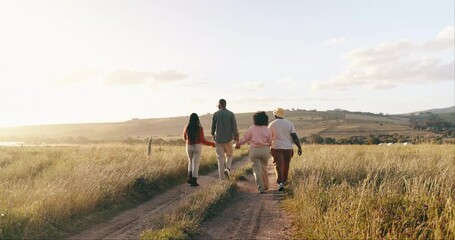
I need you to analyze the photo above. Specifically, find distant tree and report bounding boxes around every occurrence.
[324,137,336,145]
[367,135,380,145]
[308,134,324,144]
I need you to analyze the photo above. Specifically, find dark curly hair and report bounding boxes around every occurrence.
[253,111,269,126]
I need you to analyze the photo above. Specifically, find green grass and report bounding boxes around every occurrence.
[283,144,455,239]
[0,144,220,239]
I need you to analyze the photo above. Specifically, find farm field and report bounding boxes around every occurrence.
[284,144,455,239]
[0,144,225,239]
[0,144,453,239]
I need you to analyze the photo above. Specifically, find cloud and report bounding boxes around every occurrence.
[151,69,188,81]
[237,82,266,91]
[422,26,455,51]
[346,39,415,65]
[278,77,296,91]
[52,69,100,85]
[314,27,454,91]
[325,36,347,45]
[105,69,188,85]
[105,70,153,85]
[234,96,354,104]
[233,97,284,104]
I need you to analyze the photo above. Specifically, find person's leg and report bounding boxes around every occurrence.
[283,149,294,184]
[190,144,202,186]
[215,144,226,179]
[271,148,285,184]
[260,149,270,191]
[250,148,265,192]
[186,145,194,183]
[250,148,265,193]
[192,144,202,178]
[224,141,234,170]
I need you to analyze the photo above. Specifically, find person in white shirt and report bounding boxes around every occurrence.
[268,108,302,191]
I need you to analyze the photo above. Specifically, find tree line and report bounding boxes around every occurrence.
[301,133,453,145]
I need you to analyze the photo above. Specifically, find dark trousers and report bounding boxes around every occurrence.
[271,148,294,184]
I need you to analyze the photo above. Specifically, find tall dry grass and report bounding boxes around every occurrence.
[0,144,218,239]
[140,163,252,240]
[284,144,455,239]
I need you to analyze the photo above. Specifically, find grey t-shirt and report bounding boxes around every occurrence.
[268,118,296,149]
[211,108,239,143]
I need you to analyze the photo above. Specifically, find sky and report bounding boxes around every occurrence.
[0,0,454,127]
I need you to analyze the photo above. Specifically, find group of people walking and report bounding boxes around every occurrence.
[183,99,302,193]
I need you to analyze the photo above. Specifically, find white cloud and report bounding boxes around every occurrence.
[325,36,347,45]
[151,69,188,82]
[422,26,455,51]
[313,27,455,91]
[51,69,100,85]
[105,69,188,85]
[233,97,284,104]
[237,82,266,91]
[234,96,354,104]
[277,77,296,91]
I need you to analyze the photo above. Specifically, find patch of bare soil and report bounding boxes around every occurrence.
[68,157,250,240]
[195,159,292,240]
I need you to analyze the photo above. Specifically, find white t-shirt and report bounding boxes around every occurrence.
[268,118,296,149]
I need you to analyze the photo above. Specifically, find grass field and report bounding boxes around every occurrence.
[0,144,221,239]
[1,144,453,239]
[284,144,455,239]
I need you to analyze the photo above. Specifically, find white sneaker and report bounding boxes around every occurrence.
[224,168,230,179]
[278,182,285,191]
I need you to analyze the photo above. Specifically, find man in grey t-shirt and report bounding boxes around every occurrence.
[269,107,302,191]
[211,99,239,179]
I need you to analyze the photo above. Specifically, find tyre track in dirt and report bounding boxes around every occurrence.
[195,158,292,240]
[67,156,250,240]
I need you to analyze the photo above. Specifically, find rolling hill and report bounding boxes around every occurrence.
[1,107,453,144]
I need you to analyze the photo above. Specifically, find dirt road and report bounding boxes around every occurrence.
[195,159,292,239]
[68,157,291,240]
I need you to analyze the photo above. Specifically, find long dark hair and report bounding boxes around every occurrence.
[186,113,201,143]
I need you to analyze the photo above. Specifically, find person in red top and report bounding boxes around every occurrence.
[183,113,216,186]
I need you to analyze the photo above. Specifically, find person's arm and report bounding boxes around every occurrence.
[200,127,215,147]
[211,113,216,140]
[267,128,272,146]
[290,133,302,156]
[183,126,188,141]
[232,113,239,142]
[238,127,252,146]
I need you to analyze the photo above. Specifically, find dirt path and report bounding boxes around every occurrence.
[68,157,250,240]
[195,159,292,240]
[68,157,292,240]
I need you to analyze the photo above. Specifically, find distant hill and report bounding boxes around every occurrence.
[1,108,452,143]
[407,106,455,115]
